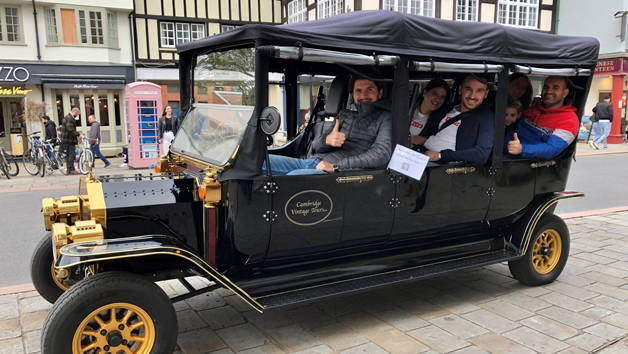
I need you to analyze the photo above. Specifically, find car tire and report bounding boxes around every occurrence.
[30,233,67,304]
[41,271,178,354]
[509,213,570,286]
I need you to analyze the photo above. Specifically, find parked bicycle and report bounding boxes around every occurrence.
[23,132,45,177]
[77,137,94,175]
[41,138,69,176]
[0,141,19,179]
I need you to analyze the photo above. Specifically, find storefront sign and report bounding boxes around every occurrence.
[0,86,32,96]
[594,59,626,75]
[0,67,30,82]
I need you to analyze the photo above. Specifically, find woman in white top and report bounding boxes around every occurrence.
[410,79,450,147]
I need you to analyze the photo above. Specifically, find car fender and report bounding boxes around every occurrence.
[509,191,584,256]
[55,235,264,312]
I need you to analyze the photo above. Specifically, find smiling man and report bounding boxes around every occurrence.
[505,76,579,158]
[415,74,495,164]
[263,70,392,175]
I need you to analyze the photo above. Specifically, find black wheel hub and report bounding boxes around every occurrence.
[107,331,123,347]
[540,247,551,256]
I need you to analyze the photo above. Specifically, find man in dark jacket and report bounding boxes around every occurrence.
[590,95,613,149]
[42,116,58,169]
[263,75,392,175]
[416,74,495,164]
[61,107,83,174]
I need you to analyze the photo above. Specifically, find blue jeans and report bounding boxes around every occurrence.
[90,143,110,166]
[594,121,612,148]
[262,155,327,176]
[591,121,601,140]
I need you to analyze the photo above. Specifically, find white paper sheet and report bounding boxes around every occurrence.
[13,135,20,143]
[387,144,429,181]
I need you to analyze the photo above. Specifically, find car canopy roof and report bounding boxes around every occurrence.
[178,10,600,68]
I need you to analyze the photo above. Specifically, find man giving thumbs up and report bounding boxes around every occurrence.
[263,70,392,176]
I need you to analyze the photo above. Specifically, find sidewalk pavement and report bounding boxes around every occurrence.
[3,211,628,354]
[576,141,628,157]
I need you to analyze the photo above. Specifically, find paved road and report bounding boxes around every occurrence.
[555,153,628,214]
[0,153,626,288]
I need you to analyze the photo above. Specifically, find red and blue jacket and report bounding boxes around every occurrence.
[504,102,579,159]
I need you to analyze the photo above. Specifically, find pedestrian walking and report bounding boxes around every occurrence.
[158,105,177,155]
[87,115,110,168]
[590,95,613,149]
[61,107,83,175]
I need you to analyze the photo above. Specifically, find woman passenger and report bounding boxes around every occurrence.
[508,73,533,110]
[410,79,450,147]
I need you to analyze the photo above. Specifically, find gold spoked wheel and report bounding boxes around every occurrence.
[532,229,562,275]
[72,303,155,354]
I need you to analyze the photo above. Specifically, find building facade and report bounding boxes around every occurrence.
[282,0,558,33]
[558,0,628,143]
[0,0,135,154]
[132,0,282,115]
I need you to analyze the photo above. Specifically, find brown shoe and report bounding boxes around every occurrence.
[69,170,81,175]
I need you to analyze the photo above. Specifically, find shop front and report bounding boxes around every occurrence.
[0,63,134,155]
[589,58,628,143]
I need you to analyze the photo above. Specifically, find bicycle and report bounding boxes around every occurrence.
[77,137,94,175]
[22,132,45,177]
[0,141,19,178]
[41,138,68,176]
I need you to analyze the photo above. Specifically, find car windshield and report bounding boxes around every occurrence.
[171,48,255,166]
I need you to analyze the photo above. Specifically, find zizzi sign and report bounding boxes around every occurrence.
[0,67,30,82]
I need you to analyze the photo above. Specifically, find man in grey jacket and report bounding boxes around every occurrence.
[265,75,392,175]
[88,115,111,168]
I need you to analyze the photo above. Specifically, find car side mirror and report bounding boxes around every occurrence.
[259,106,281,136]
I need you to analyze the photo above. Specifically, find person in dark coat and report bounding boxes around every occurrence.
[61,107,83,174]
[42,116,58,169]
[416,74,495,164]
[590,95,613,149]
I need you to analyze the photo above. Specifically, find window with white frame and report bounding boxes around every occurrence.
[107,13,117,47]
[317,0,343,19]
[45,9,58,43]
[89,11,104,44]
[497,0,538,28]
[78,10,88,43]
[176,23,190,44]
[221,25,239,32]
[456,0,477,21]
[161,22,204,47]
[382,0,435,17]
[288,0,307,23]
[0,6,22,43]
[191,23,205,40]
[160,22,175,47]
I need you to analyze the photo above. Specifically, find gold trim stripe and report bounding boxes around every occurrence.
[56,239,263,313]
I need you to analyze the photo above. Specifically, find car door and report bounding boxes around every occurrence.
[446,161,493,226]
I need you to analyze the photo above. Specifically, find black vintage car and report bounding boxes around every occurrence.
[33,11,599,354]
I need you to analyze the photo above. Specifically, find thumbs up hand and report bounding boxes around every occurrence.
[325,119,346,147]
[508,132,523,155]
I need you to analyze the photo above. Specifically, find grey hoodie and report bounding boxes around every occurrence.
[309,100,392,170]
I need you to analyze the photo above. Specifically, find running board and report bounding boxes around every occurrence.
[256,250,519,310]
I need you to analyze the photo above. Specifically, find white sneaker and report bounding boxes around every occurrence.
[588,140,594,149]
[119,163,128,167]
[592,142,599,150]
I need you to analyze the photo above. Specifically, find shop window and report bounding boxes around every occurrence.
[55,90,65,121]
[114,94,121,126]
[198,86,208,95]
[45,9,59,43]
[317,0,343,19]
[167,85,179,93]
[288,0,307,23]
[0,6,22,43]
[84,89,94,124]
[497,0,538,28]
[382,0,434,17]
[69,90,81,127]
[107,13,117,47]
[0,101,5,137]
[98,90,109,126]
[456,0,478,21]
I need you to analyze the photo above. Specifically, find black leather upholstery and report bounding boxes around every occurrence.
[322,75,349,118]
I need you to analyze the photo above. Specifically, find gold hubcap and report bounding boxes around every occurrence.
[72,303,155,354]
[532,229,562,275]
